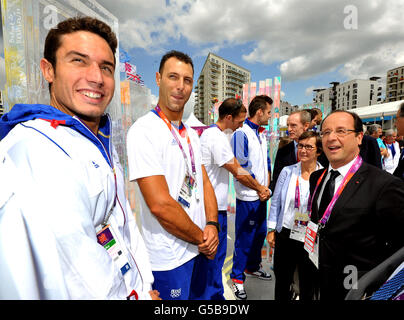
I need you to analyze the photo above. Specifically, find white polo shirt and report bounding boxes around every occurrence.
[200,125,234,211]
[127,111,206,271]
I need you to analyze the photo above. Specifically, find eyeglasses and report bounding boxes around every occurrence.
[297,143,316,151]
[319,128,357,138]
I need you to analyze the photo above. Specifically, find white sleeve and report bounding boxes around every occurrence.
[0,136,127,299]
[127,123,165,181]
[200,129,234,167]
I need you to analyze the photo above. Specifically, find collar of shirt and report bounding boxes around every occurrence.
[327,155,358,179]
[245,118,259,131]
[317,155,359,208]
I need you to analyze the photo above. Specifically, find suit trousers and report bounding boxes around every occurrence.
[274,228,318,300]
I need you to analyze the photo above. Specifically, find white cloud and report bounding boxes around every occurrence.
[305,86,316,97]
[97,0,404,84]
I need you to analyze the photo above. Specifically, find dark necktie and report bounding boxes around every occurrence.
[318,170,340,217]
[370,268,404,300]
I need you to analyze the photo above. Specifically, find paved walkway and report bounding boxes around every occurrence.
[222,212,275,300]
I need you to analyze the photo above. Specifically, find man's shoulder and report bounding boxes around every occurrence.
[127,111,162,136]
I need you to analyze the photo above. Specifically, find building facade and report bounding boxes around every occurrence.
[386,66,404,103]
[194,53,251,125]
[313,78,382,111]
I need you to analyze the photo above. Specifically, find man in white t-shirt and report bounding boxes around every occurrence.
[127,50,219,300]
[200,98,270,299]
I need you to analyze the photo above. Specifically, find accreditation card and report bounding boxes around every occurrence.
[97,224,131,276]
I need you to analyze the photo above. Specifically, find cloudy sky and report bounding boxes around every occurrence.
[1,0,404,106]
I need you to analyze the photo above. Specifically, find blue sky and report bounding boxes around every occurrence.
[1,0,402,108]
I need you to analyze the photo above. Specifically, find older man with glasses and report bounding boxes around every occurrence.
[307,110,404,300]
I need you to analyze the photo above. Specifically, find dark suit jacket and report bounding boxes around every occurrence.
[393,153,404,182]
[309,161,404,300]
[270,141,296,193]
[270,141,329,193]
[359,135,382,169]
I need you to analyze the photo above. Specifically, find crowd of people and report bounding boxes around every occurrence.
[0,16,403,301]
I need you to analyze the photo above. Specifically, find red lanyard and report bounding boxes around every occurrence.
[154,105,196,177]
[308,156,363,227]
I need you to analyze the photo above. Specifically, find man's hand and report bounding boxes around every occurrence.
[149,290,162,300]
[258,185,270,201]
[266,231,275,248]
[198,225,219,260]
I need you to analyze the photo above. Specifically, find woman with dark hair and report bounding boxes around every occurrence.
[268,131,323,300]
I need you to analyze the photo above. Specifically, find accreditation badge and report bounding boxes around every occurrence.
[97,224,131,276]
[178,174,193,208]
[304,221,319,269]
[290,209,309,242]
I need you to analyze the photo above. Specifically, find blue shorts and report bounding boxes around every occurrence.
[152,254,208,300]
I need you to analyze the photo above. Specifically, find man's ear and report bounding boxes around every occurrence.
[155,72,161,87]
[40,58,55,84]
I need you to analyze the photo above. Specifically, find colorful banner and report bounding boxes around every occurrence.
[259,80,265,95]
[250,82,257,104]
[242,83,249,107]
[266,78,273,98]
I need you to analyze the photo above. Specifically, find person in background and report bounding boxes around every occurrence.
[383,129,400,174]
[200,98,270,299]
[393,102,404,181]
[270,110,311,193]
[308,108,322,132]
[268,131,322,300]
[368,124,388,167]
[230,95,272,300]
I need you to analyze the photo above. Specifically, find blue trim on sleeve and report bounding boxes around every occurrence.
[20,123,71,158]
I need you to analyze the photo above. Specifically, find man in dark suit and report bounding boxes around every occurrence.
[269,110,311,193]
[359,134,382,169]
[394,102,404,181]
[309,110,404,300]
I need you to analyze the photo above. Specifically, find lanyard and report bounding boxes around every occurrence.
[72,116,119,227]
[295,165,317,211]
[154,105,196,177]
[308,156,363,228]
[294,175,301,209]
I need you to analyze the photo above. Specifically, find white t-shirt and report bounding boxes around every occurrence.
[200,126,234,211]
[127,111,206,271]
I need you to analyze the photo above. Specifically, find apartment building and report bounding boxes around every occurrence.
[313,78,382,111]
[386,65,404,103]
[194,53,251,125]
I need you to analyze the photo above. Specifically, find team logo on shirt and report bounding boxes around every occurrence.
[170,288,182,298]
[171,139,178,145]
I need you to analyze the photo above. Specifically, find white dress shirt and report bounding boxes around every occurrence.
[316,155,359,210]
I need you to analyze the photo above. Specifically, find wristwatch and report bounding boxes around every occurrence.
[206,221,220,233]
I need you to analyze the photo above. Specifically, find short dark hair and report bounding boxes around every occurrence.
[44,16,117,92]
[44,16,117,69]
[218,98,247,119]
[298,131,322,154]
[248,95,273,117]
[307,109,318,121]
[398,102,404,118]
[159,50,194,75]
[320,110,363,133]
